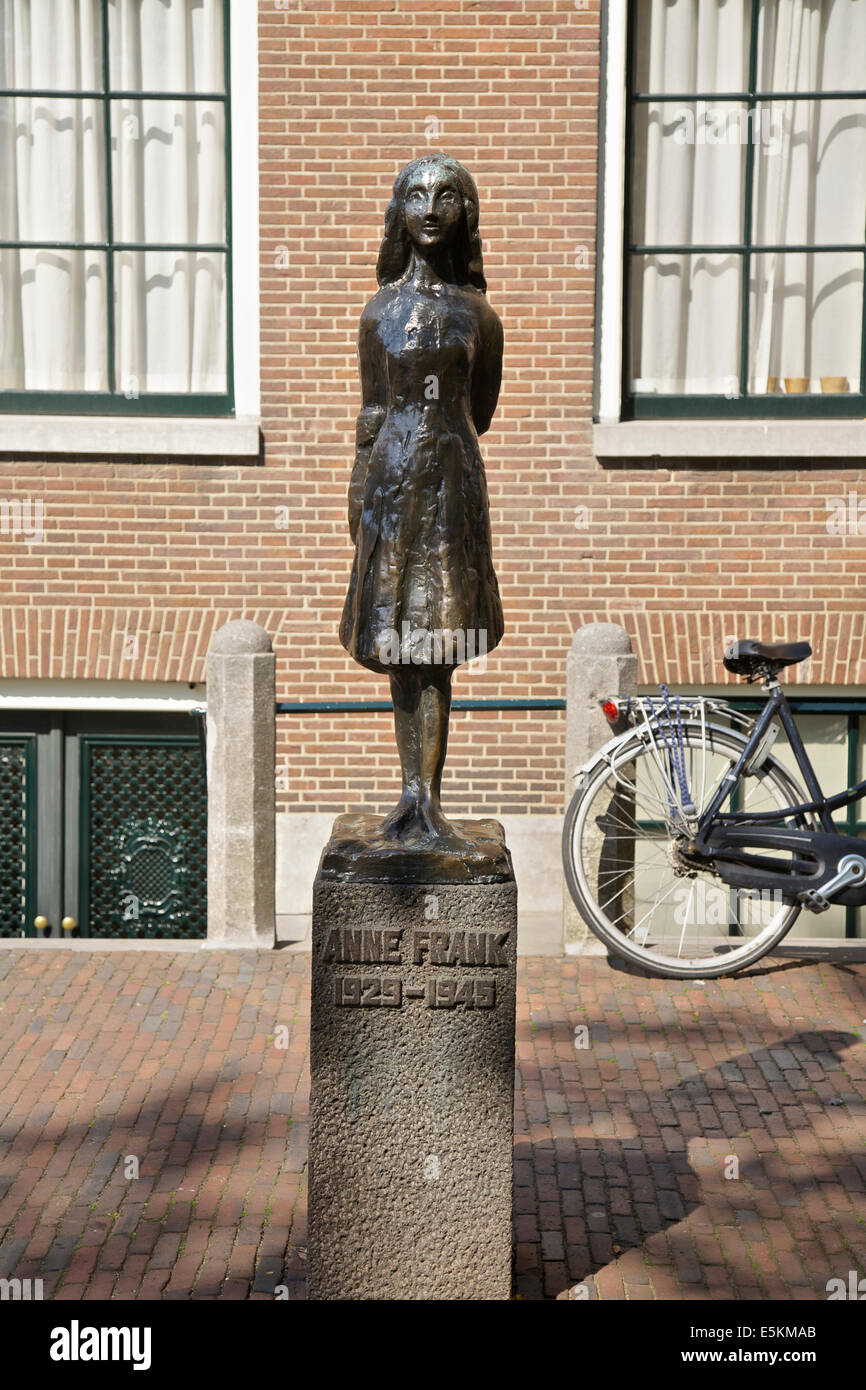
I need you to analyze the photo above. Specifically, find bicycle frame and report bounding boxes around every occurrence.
[680,678,866,908]
[691,678,866,851]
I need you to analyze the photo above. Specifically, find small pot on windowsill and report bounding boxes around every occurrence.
[766,376,779,394]
[820,376,848,393]
[784,377,810,394]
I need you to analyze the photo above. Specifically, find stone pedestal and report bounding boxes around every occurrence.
[308,821,517,1300]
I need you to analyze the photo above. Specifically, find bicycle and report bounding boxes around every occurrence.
[562,638,866,978]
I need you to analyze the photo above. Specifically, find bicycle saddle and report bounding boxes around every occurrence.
[723,638,812,678]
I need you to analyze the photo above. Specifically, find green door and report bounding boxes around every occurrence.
[0,712,206,939]
[0,735,37,937]
[77,728,207,939]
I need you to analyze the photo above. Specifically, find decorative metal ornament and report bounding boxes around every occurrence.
[107,813,189,921]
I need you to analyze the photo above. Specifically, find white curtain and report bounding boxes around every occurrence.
[0,0,226,396]
[633,0,866,397]
[750,0,865,391]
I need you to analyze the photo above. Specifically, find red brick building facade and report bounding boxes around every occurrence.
[2,0,864,941]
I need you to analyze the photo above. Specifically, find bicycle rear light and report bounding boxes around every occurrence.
[601,699,620,724]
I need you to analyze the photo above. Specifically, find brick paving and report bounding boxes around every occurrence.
[0,948,864,1301]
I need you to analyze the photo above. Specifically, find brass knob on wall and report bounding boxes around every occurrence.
[33,916,48,931]
[61,917,77,932]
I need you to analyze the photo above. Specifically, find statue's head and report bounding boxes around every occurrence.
[376,153,487,292]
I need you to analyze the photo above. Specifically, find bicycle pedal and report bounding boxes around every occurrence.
[797,888,830,912]
[797,854,866,913]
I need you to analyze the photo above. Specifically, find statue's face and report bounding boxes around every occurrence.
[402,165,463,251]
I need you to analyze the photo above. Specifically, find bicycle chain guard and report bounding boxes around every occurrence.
[701,825,866,908]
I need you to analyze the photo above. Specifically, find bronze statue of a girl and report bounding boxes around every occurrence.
[339,154,505,854]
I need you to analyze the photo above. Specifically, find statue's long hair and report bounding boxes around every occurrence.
[376,154,487,292]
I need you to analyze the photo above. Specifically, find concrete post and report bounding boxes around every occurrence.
[563,623,637,952]
[206,620,276,948]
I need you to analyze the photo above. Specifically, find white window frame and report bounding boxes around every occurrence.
[593,0,866,460]
[0,1,260,458]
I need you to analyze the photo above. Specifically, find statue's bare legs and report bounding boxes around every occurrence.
[380,667,465,843]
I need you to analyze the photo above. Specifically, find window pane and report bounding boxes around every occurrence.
[0,248,107,390]
[856,718,866,787]
[630,253,742,394]
[109,0,225,93]
[752,99,866,247]
[633,0,750,94]
[771,711,850,941]
[749,251,863,395]
[758,0,866,93]
[0,0,102,90]
[773,713,847,789]
[632,103,746,246]
[0,97,106,241]
[115,250,226,394]
[111,100,225,244]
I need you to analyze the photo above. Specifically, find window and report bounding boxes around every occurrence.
[0,0,232,416]
[624,0,866,419]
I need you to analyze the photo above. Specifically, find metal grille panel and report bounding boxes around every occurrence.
[0,742,29,937]
[85,739,206,938]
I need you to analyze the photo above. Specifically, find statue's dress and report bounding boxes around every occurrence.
[339,281,504,672]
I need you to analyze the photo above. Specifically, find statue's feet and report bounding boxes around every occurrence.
[416,792,456,840]
[415,792,473,852]
[379,791,422,841]
[378,790,468,850]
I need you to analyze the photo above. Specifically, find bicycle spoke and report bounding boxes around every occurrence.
[617,876,682,939]
[676,877,698,958]
[565,717,809,977]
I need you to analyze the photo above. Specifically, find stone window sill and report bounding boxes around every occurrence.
[0,414,261,458]
[594,420,866,460]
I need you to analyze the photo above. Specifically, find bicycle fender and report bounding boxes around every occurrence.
[569,720,760,790]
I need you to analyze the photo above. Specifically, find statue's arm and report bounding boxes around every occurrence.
[348,308,387,543]
[471,302,503,438]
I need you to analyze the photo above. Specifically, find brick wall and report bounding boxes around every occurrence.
[1,1,864,819]
[260,0,600,813]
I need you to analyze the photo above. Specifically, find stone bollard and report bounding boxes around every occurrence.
[205,620,276,948]
[563,623,637,953]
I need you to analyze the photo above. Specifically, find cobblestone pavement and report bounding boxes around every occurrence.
[0,949,863,1301]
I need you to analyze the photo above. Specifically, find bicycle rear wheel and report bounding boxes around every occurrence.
[563,721,812,978]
